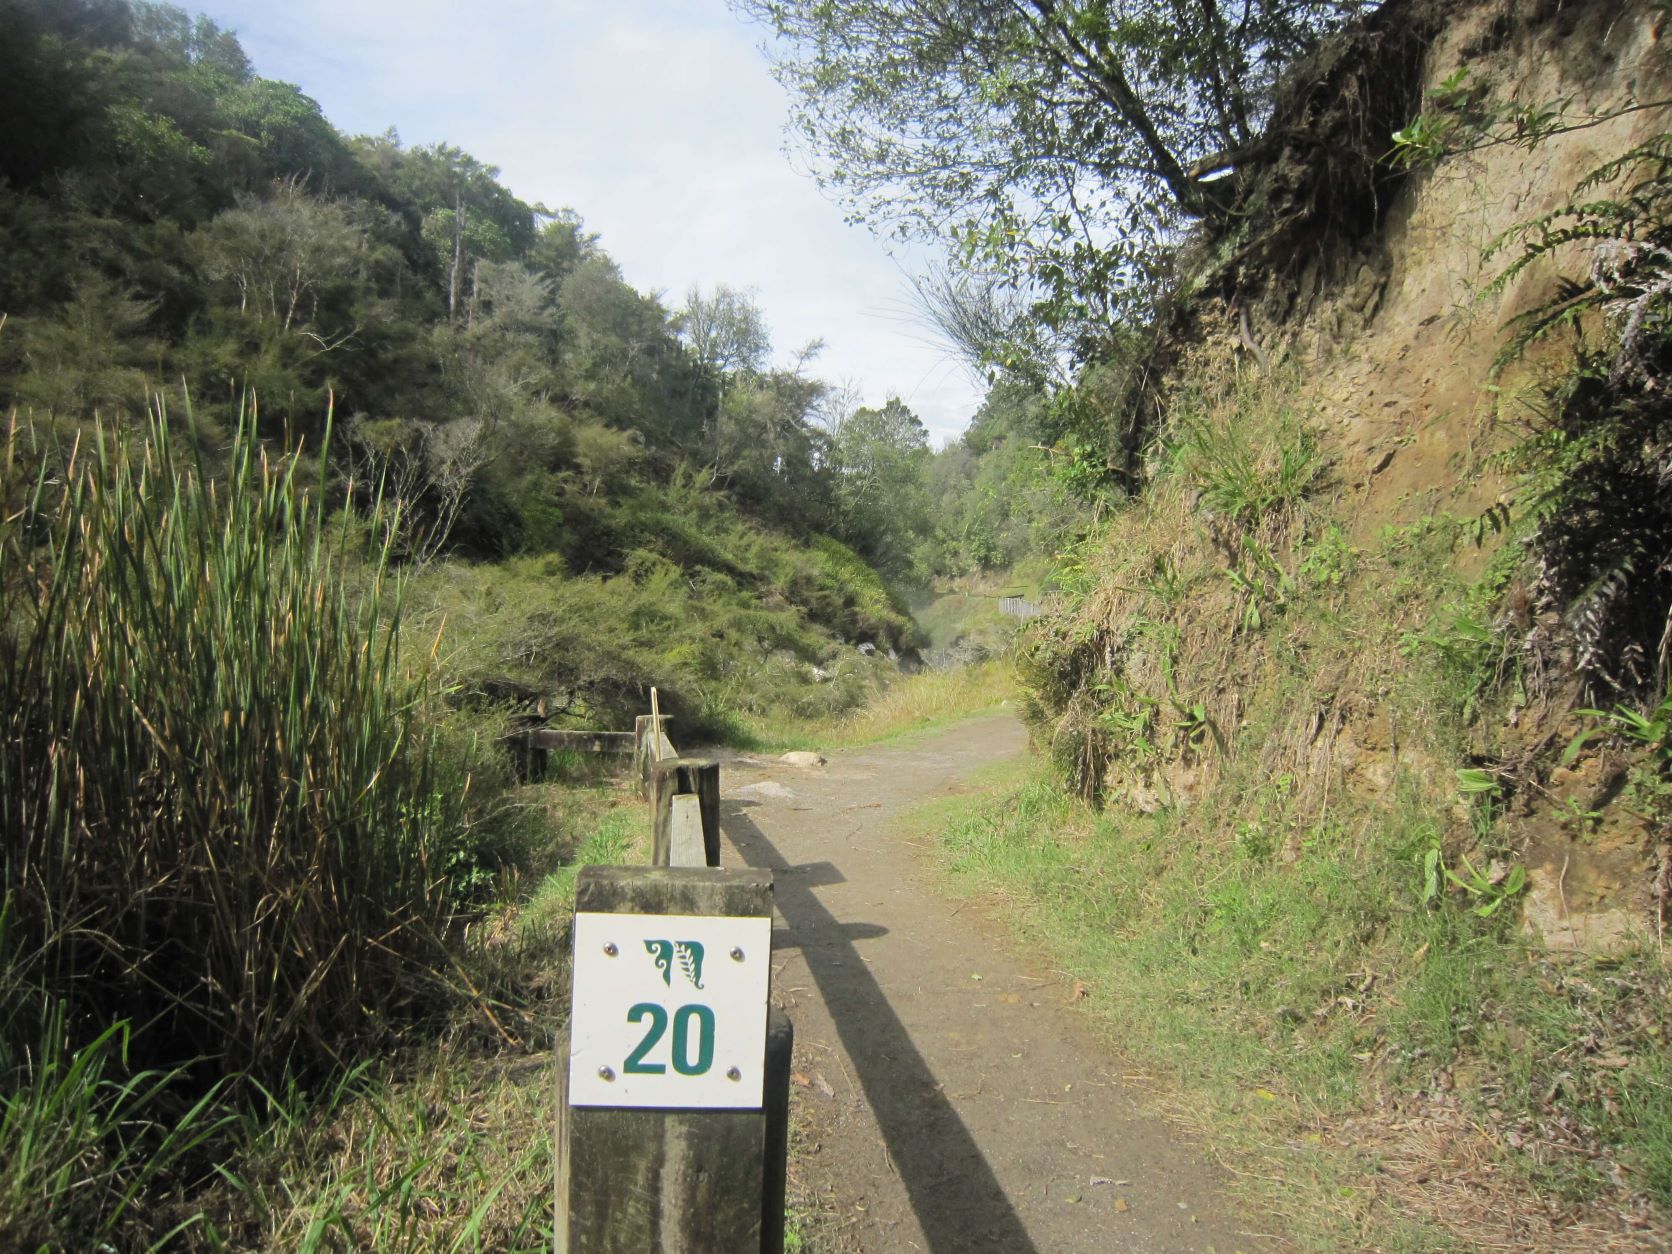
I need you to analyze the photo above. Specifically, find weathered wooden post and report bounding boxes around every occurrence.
[557,866,791,1253]
[503,729,541,782]
[634,714,677,800]
[650,758,721,868]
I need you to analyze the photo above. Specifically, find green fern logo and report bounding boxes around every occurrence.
[675,941,705,989]
[644,939,705,989]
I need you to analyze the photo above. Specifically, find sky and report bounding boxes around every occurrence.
[186,0,986,447]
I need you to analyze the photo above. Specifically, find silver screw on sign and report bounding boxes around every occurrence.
[729,947,745,962]
[603,942,618,956]
[726,1067,742,1082]
[598,1066,616,1082]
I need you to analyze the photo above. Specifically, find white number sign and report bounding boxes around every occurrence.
[568,912,773,1109]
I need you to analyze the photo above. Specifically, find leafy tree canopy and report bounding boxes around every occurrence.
[734,0,1369,351]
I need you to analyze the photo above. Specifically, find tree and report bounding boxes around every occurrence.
[389,143,540,320]
[220,77,356,190]
[680,284,771,377]
[0,0,131,189]
[733,0,1368,343]
[131,4,252,90]
[3,273,157,416]
[711,369,833,523]
[193,179,360,335]
[920,379,1073,574]
[830,396,930,576]
[911,261,1063,383]
[557,255,705,449]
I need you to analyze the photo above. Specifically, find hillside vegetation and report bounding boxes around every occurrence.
[750,0,1672,1244]
[0,0,1073,739]
[9,0,1672,1246]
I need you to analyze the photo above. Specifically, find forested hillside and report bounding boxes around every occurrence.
[0,0,1075,737]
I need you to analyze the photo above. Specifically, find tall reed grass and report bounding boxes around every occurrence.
[0,405,471,1095]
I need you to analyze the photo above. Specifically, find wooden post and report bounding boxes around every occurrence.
[634,714,677,801]
[504,732,531,782]
[759,1007,793,1253]
[633,715,654,798]
[557,867,790,1254]
[650,758,721,868]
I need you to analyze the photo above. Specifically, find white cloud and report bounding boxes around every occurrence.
[191,0,985,445]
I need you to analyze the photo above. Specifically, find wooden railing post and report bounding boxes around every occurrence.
[759,1006,793,1253]
[633,715,655,799]
[558,867,789,1253]
[668,794,706,868]
[634,714,677,801]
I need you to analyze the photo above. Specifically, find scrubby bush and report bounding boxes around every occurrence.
[0,407,479,1100]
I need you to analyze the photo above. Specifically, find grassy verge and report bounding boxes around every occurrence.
[512,800,643,944]
[204,788,645,1249]
[918,762,1672,1248]
[734,659,1016,753]
[997,329,1672,1244]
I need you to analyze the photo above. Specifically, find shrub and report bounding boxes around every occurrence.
[0,406,472,1092]
[1170,404,1323,527]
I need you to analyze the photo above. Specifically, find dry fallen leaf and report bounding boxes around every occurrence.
[1114,1197,1130,1214]
[791,1072,812,1088]
[1070,980,1090,1003]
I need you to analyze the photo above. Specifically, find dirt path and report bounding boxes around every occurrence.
[717,714,1264,1253]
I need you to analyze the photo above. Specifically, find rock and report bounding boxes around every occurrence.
[736,781,795,801]
[1522,863,1645,955]
[856,642,877,656]
[1124,781,1163,814]
[779,751,827,768]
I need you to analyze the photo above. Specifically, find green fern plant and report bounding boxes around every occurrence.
[1487,132,1672,377]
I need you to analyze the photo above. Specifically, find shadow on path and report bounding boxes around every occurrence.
[724,801,1039,1254]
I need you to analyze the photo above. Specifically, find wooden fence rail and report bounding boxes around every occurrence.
[505,727,633,781]
[555,695,790,1252]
